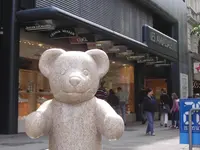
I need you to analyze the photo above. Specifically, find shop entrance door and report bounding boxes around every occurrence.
[145,79,167,120]
[145,79,167,101]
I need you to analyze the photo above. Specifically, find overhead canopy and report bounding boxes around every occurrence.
[16,6,177,61]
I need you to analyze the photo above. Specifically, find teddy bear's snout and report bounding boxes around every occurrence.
[69,76,81,86]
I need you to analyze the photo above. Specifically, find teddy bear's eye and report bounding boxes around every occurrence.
[60,69,66,75]
[57,68,66,75]
[83,70,89,76]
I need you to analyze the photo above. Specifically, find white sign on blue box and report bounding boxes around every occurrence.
[180,99,200,145]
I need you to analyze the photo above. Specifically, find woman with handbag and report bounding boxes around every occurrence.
[170,93,180,129]
[160,89,170,127]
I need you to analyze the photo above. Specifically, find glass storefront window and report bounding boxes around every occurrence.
[18,30,136,133]
[103,61,135,113]
[18,39,54,120]
[18,30,87,123]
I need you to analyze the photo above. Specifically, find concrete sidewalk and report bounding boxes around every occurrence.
[0,122,192,150]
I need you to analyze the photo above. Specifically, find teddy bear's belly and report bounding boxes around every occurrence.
[49,104,101,150]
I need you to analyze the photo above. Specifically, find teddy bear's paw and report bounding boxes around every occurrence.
[25,111,47,139]
[103,114,124,140]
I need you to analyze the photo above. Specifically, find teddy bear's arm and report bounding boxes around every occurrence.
[25,100,53,139]
[95,99,124,140]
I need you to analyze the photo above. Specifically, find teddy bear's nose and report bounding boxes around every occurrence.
[69,77,81,86]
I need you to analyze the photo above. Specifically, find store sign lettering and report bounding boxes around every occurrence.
[183,125,200,131]
[150,31,176,51]
[49,28,76,39]
[142,25,177,52]
[25,24,55,31]
[180,99,200,145]
[69,37,88,44]
[77,37,87,42]
[180,100,200,133]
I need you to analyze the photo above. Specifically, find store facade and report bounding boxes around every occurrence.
[18,28,136,132]
[186,2,200,97]
[188,52,200,96]
[0,0,187,134]
[193,59,200,95]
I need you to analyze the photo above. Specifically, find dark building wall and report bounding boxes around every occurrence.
[150,0,188,97]
[36,0,153,42]
[136,0,187,96]
[20,0,35,9]
[36,0,188,97]
[0,0,20,134]
[149,0,188,74]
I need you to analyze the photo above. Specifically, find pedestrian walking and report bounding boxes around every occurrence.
[160,89,170,127]
[143,88,157,136]
[116,87,129,126]
[170,93,179,129]
[95,80,108,100]
[107,89,120,114]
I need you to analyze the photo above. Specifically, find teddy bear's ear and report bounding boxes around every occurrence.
[86,49,109,78]
[39,48,65,77]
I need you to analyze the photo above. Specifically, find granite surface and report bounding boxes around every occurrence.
[25,49,124,150]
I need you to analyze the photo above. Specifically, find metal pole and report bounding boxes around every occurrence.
[188,108,200,150]
[189,109,193,150]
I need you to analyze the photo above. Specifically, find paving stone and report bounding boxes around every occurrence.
[0,122,192,150]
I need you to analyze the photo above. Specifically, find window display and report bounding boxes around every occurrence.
[18,38,135,121]
[103,61,135,113]
[18,39,55,121]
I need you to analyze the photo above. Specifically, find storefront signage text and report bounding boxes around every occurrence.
[142,25,177,52]
[149,31,176,51]
[49,28,76,39]
[69,37,88,44]
[25,24,55,31]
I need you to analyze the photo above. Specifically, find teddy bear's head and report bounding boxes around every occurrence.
[39,48,109,104]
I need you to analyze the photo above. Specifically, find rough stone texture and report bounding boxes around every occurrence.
[25,48,124,150]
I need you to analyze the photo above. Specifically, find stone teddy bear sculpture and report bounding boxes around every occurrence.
[25,48,124,150]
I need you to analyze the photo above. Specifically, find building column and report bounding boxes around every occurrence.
[0,0,20,134]
[134,64,145,121]
[171,62,180,97]
[188,54,194,96]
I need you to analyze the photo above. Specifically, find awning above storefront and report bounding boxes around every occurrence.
[16,6,177,61]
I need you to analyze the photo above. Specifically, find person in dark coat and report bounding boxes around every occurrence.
[107,89,120,114]
[95,80,108,100]
[160,89,170,127]
[143,88,157,136]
